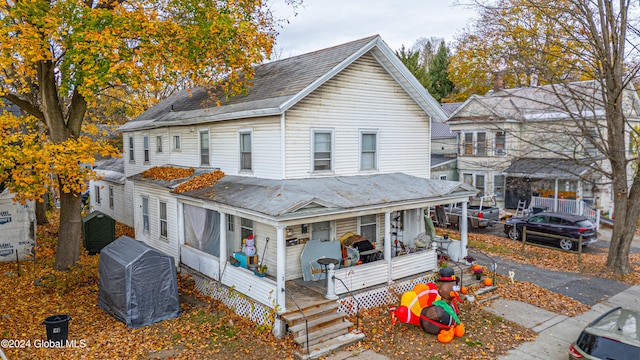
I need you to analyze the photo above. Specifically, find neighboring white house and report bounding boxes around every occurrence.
[89,158,133,227]
[115,35,477,338]
[447,80,640,217]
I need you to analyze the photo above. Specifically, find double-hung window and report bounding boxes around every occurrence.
[108,186,114,209]
[359,215,377,243]
[476,132,486,155]
[313,130,333,172]
[156,135,163,153]
[173,134,181,151]
[128,135,135,162]
[94,185,101,205]
[462,131,487,156]
[142,196,149,232]
[240,131,252,171]
[360,131,378,171]
[159,201,167,238]
[143,134,150,162]
[494,131,506,155]
[200,129,210,166]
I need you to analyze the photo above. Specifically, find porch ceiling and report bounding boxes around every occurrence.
[504,158,590,179]
[178,172,477,220]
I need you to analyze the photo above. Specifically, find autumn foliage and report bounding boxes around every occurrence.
[173,170,225,194]
[142,166,195,181]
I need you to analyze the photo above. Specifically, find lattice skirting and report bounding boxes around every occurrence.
[337,271,439,315]
[181,266,274,326]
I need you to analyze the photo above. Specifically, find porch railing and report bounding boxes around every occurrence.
[530,196,601,229]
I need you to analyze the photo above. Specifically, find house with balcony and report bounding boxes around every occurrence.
[447,80,640,221]
[111,35,478,352]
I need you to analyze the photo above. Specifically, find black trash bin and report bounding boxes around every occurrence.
[43,314,71,343]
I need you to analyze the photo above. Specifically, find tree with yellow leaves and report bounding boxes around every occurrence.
[0,0,283,270]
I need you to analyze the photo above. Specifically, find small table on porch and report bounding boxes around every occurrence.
[316,257,340,287]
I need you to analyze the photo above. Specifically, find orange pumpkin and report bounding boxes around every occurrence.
[471,264,482,272]
[454,323,465,337]
[460,286,468,295]
[437,327,455,343]
[483,278,493,287]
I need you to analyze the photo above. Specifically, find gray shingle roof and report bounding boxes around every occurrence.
[120,35,447,131]
[503,158,590,179]
[164,173,476,219]
[431,154,456,167]
[431,122,456,139]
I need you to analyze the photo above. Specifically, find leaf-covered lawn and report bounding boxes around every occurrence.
[3,213,636,359]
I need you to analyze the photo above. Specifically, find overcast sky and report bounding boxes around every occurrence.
[269,0,478,59]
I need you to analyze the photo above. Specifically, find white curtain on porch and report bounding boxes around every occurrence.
[184,204,220,257]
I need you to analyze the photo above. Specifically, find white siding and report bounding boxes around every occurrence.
[133,183,180,262]
[88,180,133,227]
[284,54,431,179]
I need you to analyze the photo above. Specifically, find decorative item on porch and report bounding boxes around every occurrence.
[229,256,240,267]
[472,264,484,280]
[243,234,256,256]
[390,268,465,343]
[463,255,475,265]
[253,264,267,277]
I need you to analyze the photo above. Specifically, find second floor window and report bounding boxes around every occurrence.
[128,136,134,162]
[476,132,486,155]
[240,132,252,171]
[108,186,114,209]
[464,133,473,155]
[360,132,377,171]
[142,196,149,232]
[173,134,181,151]
[495,131,506,155]
[313,130,332,172]
[200,130,210,166]
[94,185,101,205]
[159,201,167,238]
[143,134,150,162]
[462,131,487,156]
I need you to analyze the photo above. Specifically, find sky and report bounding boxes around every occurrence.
[269,0,478,59]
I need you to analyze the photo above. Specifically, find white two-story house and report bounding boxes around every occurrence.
[110,36,478,341]
[448,80,640,218]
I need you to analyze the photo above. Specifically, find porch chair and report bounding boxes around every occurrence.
[309,261,324,281]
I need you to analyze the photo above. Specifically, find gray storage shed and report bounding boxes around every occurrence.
[98,236,180,328]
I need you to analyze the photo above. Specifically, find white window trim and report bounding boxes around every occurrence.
[461,131,488,156]
[172,133,181,152]
[199,128,210,166]
[239,129,253,172]
[108,185,114,209]
[159,200,168,239]
[143,133,150,163]
[128,135,135,162]
[359,129,379,172]
[94,185,101,205]
[142,196,150,233]
[357,215,378,243]
[156,135,163,153]
[494,131,507,156]
[311,128,334,173]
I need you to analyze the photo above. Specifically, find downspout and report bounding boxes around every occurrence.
[177,201,184,263]
[280,113,286,179]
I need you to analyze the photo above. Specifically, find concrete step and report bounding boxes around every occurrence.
[293,330,366,360]
[281,301,340,324]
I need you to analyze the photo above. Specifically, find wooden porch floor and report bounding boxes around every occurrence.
[285,278,330,310]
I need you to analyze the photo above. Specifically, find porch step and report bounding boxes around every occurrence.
[283,299,363,356]
[293,330,366,360]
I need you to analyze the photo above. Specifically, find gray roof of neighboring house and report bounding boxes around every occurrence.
[440,102,462,117]
[431,121,456,139]
[94,157,127,184]
[449,80,640,123]
[135,172,476,219]
[119,35,447,131]
[430,154,456,168]
[503,158,590,179]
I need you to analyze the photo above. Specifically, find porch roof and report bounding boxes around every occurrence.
[504,158,590,179]
[177,173,477,220]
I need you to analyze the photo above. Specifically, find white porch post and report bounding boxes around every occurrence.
[460,201,468,260]
[384,211,392,285]
[577,179,583,215]
[219,211,227,280]
[273,225,287,338]
[276,225,286,311]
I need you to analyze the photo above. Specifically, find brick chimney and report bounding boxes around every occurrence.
[492,71,504,91]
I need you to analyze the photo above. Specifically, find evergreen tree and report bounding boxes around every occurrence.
[426,42,455,102]
[396,46,429,89]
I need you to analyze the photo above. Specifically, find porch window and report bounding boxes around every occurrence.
[200,129,210,166]
[108,186,114,209]
[156,135,163,153]
[143,134,149,163]
[128,135,134,162]
[227,214,235,232]
[159,201,167,238]
[142,196,149,232]
[313,130,333,172]
[359,215,377,243]
[240,131,252,171]
[240,218,253,240]
[360,131,378,171]
[94,185,101,205]
[184,204,220,257]
[311,221,330,241]
[476,132,486,155]
[494,131,506,155]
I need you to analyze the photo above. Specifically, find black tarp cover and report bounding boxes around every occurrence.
[98,236,180,328]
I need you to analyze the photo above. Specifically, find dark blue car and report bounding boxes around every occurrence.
[504,212,597,251]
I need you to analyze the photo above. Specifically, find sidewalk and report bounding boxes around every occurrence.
[491,285,640,359]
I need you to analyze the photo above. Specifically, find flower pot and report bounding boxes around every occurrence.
[253,270,266,277]
[475,273,482,280]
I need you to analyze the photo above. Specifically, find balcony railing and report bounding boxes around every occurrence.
[530,196,600,229]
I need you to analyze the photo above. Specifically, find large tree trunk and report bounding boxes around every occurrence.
[54,192,83,271]
[36,193,49,225]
